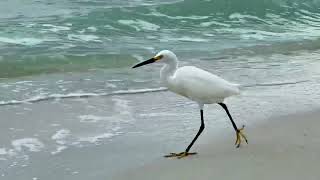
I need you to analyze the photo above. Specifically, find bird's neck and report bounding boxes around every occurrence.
[160,61,178,84]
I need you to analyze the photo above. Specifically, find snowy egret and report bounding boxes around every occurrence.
[132,50,247,158]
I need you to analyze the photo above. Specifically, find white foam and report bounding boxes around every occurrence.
[113,98,129,109]
[0,88,167,106]
[0,100,20,105]
[229,13,267,23]
[139,112,178,117]
[112,87,167,94]
[25,23,35,28]
[52,129,71,145]
[79,115,107,123]
[150,11,209,20]
[68,34,101,42]
[105,83,117,88]
[11,138,44,152]
[42,24,71,32]
[111,97,135,124]
[78,133,114,144]
[0,148,7,155]
[104,25,118,30]
[13,80,33,85]
[51,146,67,155]
[160,36,209,42]
[87,26,97,32]
[6,149,17,157]
[112,98,133,117]
[0,37,44,46]
[118,19,160,31]
[50,129,72,155]
[200,21,231,27]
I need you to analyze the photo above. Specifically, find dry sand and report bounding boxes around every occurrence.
[112,110,320,180]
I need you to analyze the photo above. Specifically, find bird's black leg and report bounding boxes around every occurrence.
[218,103,248,148]
[164,109,204,158]
[185,109,205,153]
[219,103,238,132]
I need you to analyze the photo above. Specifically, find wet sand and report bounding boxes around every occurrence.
[113,110,320,180]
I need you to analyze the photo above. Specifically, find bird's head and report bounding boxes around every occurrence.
[132,50,177,68]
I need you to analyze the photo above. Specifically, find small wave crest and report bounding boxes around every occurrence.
[242,80,309,88]
[0,37,47,46]
[67,34,101,42]
[118,19,160,31]
[0,87,168,106]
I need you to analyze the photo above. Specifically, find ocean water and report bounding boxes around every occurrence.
[1,0,320,179]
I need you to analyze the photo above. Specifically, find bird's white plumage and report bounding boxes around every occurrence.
[157,50,240,105]
[166,66,239,104]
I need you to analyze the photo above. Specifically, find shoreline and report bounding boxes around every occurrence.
[112,109,320,180]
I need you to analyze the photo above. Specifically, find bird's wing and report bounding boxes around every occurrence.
[171,66,239,102]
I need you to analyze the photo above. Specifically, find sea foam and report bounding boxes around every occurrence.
[51,129,71,145]
[11,138,44,152]
[79,115,107,123]
[0,37,45,46]
[78,133,115,144]
[118,19,160,31]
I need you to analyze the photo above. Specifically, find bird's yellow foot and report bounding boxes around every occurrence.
[164,152,197,159]
[235,125,248,148]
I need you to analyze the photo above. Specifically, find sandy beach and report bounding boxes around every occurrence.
[113,110,320,180]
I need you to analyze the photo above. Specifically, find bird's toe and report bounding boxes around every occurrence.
[164,152,197,158]
[235,125,248,148]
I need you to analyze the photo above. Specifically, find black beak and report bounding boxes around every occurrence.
[132,58,156,68]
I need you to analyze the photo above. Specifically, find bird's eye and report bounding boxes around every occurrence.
[155,55,163,61]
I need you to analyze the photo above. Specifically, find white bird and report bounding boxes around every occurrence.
[132,50,247,158]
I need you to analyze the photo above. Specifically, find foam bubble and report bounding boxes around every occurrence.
[104,25,118,30]
[160,36,209,42]
[11,138,44,152]
[52,129,71,145]
[118,19,160,31]
[87,26,97,32]
[200,21,231,27]
[42,24,71,32]
[51,146,67,155]
[105,83,117,88]
[112,87,167,95]
[79,115,107,123]
[78,133,114,144]
[0,37,45,46]
[229,13,267,23]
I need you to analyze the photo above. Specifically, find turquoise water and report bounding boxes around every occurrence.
[1,0,320,77]
[0,0,320,102]
[1,0,320,179]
